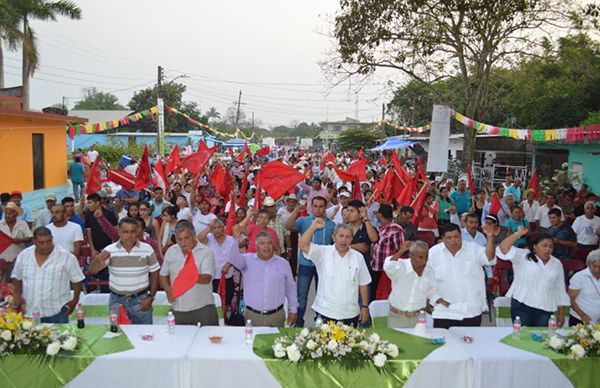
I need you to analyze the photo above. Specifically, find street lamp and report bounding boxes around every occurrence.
[157,67,189,157]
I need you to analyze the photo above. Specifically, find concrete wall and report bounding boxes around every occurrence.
[68,132,220,151]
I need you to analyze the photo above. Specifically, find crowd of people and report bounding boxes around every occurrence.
[1,145,599,330]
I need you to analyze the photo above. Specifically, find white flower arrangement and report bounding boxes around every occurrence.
[272,321,400,373]
[544,324,600,360]
[0,310,79,357]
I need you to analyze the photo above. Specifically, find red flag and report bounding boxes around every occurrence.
[154,159,169,192]
[228,146,235,156]
[180,142,217,175]
[135,146,152,191]
[226,194,238,236]
[410,183,429,226]
[237,170,249,207]
[347,159,368,181]
[332,164,356,181]
[171,250,199,298]
[466,164,475,196]
[352,175,363,201]
[165,145,181,175]
[256,146,271,158]
[254,180,262,210]
[489,192,502,216]
[324,152,335,164]
[357,149,364,159]
[391,150,410,185]
[305,168,312,181]
[118,304,131,325]
[377,157,387,167]
[416,157,427,183]
[396,177,414,206]
[210,163,234,197]
[0,231,13,255]
[106,169,135,190]
[527,169,540,200]
[258,161,305,201]
[84,158,102,195]
[244,142,251,157]
[381,169,404,204]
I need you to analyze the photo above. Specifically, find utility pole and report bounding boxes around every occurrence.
[157,66,166,157]
[251,112,255,131]
[355,94,359,121]
[381,103,385,122]
[62,96,68,111]
[234,90,243,128]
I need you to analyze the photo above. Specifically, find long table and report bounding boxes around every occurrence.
[63,326,576,388]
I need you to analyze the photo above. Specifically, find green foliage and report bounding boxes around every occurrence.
[336,127,383,151]
[92,139,148,167]
[73,88,125,110]
[269,122,322,138]
[580,110,600,125]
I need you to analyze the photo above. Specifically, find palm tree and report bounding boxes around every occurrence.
[205,106,221,122]
[11,0,81,109]
[0,0,23,88]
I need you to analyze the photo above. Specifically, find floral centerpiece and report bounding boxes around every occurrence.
[545,324,600,360]
[272,321,400,373]
[0,310,79,356]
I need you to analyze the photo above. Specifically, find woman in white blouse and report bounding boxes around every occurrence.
[568,250,600,325]
[497,227,570,327]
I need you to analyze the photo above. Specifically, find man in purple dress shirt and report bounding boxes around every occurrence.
[228,231,298,327]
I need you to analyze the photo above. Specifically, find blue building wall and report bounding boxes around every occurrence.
[67,131,221,151]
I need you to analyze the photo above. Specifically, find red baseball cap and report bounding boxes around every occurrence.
[10,191,22,197]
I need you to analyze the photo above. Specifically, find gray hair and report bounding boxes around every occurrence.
[587,249,600,267]
[333,223,353,236]
[174,220,196,236]
[584,201,597,211]
[409,240,429,255]
[255,231,274,244]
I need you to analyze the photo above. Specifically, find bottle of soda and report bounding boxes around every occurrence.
[244,319,253,345]
[315,315,323,328]
[110,305,119,333]
[32,307,41,326]
[167,311,176,335]
[76,303,85,329]
[512,316,521,340]
[548,314,557,337]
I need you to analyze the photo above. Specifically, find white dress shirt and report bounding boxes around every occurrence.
[520,200,540,223]
[534,204,562,229]
[307,243,372,319]
[427,241,496,319]
[496,246,570,312]
[384,257,439,312]
[568,268,600,323]
[12,245,85,317]
[571,215,600,246]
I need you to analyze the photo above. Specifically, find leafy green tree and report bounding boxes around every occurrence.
[336,127,383,151]
[329,0,573,165]
[205,107,221,122]
[0,0,24,88]
[8,0,81,109]
[73,87,125,110]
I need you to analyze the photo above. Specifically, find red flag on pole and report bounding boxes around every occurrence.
[357,149,364,159]
[396,178,414,206]
[332,164,356,181]
[225,194,238,236]
[154,159,169,192]
[118,304,131,325]
[134,146,152,192]
[84,158,102,195]
[410,183,429,226]
[237,170,249,207]
[258,160,305,201]
[466,164,475,196]
[244,142,251,157]
[106,169,135,190]
[416,157,427,183]
[489,192,502,216]
[391,150,410,185]
[347,159,368,181]
[165,145,181,175]
[254,180,262,210]
[210,163,234,198]
[527,169,540,200]
[179,142,217,175]
[323,152,335,164]
[0,231,14,255]
[352,175,363,201]
[381,170,404,204]
[171,250,199,298]
[256,146,271,158]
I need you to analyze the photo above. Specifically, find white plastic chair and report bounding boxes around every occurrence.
[369,300,390,328]
[493,296,512,327]
[213,292,224,326]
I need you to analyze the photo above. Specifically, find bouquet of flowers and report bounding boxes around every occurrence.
[545,324,600,360]
[272,322,400,373]
[0,310,79,357]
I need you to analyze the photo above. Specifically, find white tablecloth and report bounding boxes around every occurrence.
[448,327,573,388]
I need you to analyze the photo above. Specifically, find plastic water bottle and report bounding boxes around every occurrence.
[76,303,85,329]
[167,311,176,334]
[32,307,41,326]
[244,320,253,345]
[110,306,118,333]
[414,310,427,336]
[548,314,557,337]
[315,315,323,328]
[512,316,521,340]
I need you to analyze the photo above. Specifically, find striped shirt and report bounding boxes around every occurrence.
[371,223,404,271]
[12,245,85,318]
[103,241,160,294]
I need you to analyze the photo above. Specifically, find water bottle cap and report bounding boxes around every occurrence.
[246,319,251,324]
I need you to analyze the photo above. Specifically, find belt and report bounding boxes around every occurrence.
[389,305,420,317]
[111,289,149,298]
[245,304,284,316]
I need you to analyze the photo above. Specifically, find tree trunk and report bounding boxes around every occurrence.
[0,43,4,89]
[22,16,30,110]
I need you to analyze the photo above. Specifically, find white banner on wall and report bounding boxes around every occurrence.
[426,105,452,172]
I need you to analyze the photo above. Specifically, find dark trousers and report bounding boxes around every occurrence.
[318,313,360,327]
[41,305,69,324]
[370,270,382,302]
[510,298,552,327]
[212,277,234,305]
[569,315,583,326]
[434,314,482,329]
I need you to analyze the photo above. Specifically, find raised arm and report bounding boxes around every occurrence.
[299,217,325,256]
[285,204,305,231]
[498,226,528,255]
[480,224,497,262]
[360,207,379,242]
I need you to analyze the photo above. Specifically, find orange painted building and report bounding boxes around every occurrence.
[0,93,85,196]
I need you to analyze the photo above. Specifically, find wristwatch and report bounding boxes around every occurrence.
[361,305,369,309]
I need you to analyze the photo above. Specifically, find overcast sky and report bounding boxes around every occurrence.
[3,0,398,128]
